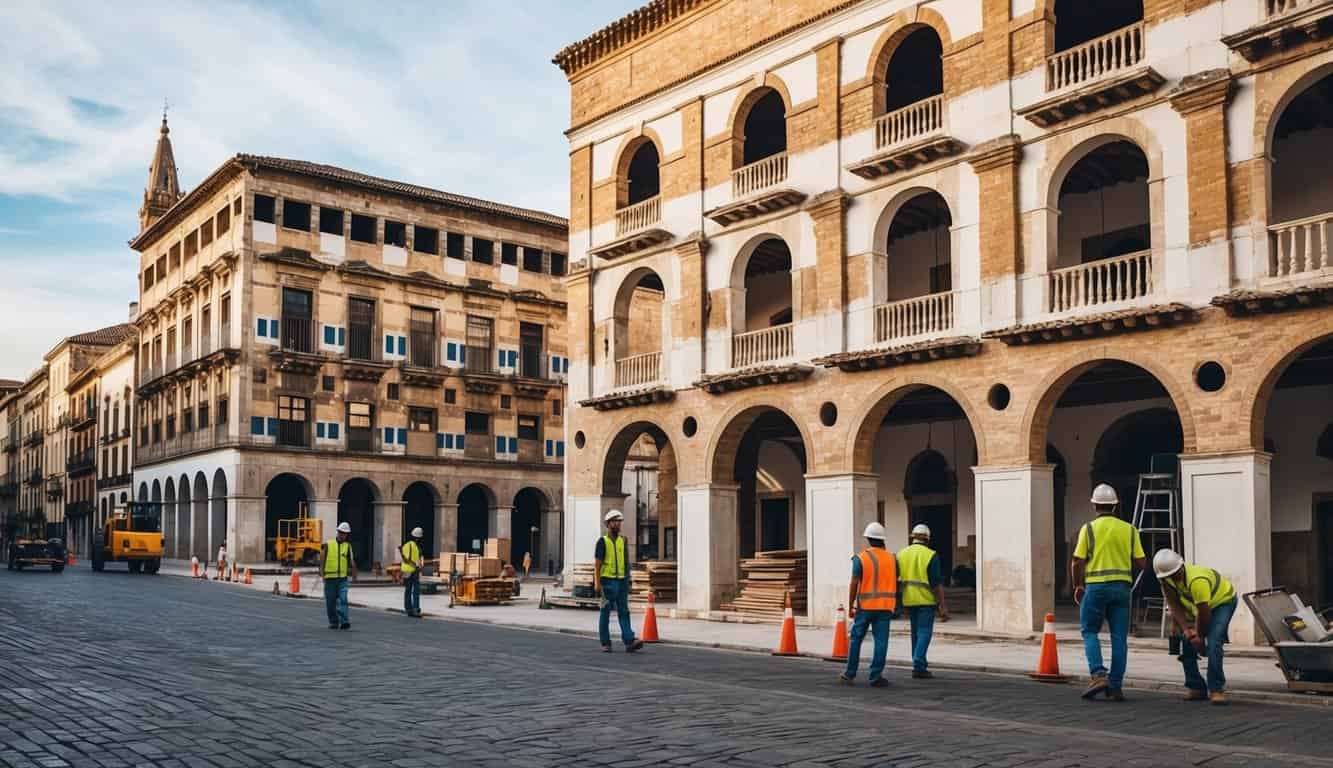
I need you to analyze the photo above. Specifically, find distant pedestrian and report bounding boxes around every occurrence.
[400,526,424,618]
[319,522,358,630]
[1070,484,1147,701]
[594,509,643,653]
[522,550,533,579]
[840,522,897,687]
[897,524,950,679]
[215,542,227,581]
[1153,549,1237,705]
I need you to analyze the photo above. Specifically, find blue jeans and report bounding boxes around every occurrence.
[843,609,891,681]
[403,573,420,615]
[1180,598,1236,693]
[1080,581,1131,689]
[598,578,636,647]
[907,605,936,672]
[324,578,349,626]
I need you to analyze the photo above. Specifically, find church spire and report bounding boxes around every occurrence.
[139,105,182,231]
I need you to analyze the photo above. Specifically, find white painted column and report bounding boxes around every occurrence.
[310,498,338,548]
[1179,451,1272,645]
[974,464,1054,634]
[565,495,605,570]
[676,483,739,615]
[436,503,457,554]
[804,473,879,625]
[542,507,562,573]
[489,505,514,541]
[375,501,405,569]
[232,495,265,564]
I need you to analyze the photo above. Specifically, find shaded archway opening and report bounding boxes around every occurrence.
[884,26,944,112]
[1053,0,1142,52]
[601,421,675,565]
[1270,72,1333,275]
[741,88,787,166]
[163,478,177,560]
[265,473,309,563]
[512,488,547,569]
[1055,140,1150,271]
[1263,336,1333,609]
[338,478,378,570]
[192,473,208,562]
[456,483,493,554]
[210,469,228,559]
[177,478,191,562]
[138,482,149,502]
[886,191,953,305]
[402,482,436,558]
[612,269,667,386]
[740,238,793,332]
[625,140,661,206]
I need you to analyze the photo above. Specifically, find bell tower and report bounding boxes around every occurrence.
[139,106,182,232]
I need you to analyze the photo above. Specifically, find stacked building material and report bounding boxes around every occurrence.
[569,562,597,598]
[630,560,678,603]
[454,577,515,605]
[722,549,807,618]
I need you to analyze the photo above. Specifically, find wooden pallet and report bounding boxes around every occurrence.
[630,560,677,603]
[721,549,807,618]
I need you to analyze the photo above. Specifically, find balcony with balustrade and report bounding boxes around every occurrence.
[707,153,807,227]
[1019,20,1163,127]
[1268,212,1333,283]
[731,323,793,369]
[849,95,964,180]
[1224,0,1333,62]
[613,351,663,390]
[591,195,672,261]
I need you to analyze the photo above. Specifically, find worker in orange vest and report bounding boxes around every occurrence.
[839,522,898,687]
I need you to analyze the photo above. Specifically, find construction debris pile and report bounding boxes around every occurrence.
[569,563,597,598]
[630,560,678,603]
[442,539,516,605]
[722,549,807,618]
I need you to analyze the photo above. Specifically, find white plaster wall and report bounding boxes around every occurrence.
[1267,384,1333,532]
[1271,127,1333,223]
[647,111,684,157]
[1055,180,1150,270]
[754,441,807,549]
[774,53,819,105]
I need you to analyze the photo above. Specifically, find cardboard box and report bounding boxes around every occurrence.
[463,555,482,577]
[479,557,502,578]
[445,553,469,574]
[484,538,511,563]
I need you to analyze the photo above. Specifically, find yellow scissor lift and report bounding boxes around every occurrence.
[273,502,323,567]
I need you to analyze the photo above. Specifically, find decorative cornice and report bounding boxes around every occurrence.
[1168,69,1234,115]
[801,189,851,219]
[813,337,982,372]
[673,232,710,258]
[553,0,711,76]
[984,303,1197,346]
[578,385,675,411]
[966,134,1023,173]
[1210,284,1333,317]
[694,363,813,395]
[258,247,333,272]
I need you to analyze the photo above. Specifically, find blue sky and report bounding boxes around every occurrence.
[0,0,641,380]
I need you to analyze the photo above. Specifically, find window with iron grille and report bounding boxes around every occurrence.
[465,315,493,373]
[347,402,373,452]
[517,414,540,441]
[409,307,437,367]
[347,297,375,360]
[277,396,309,447]
[464,412,489,435]
[281,288,313,353]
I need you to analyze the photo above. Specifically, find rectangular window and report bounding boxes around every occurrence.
[500,395,511,410]
[464,412,489,435]
[522,247,544,273]
[143,268,154,290]
[220,294,231,346]
[387,383,400,400]
[414,226,438,254]
[281,288,313,353]
[550,252,567,276]
[199,401,210,430]
[446,232,465,260]
[501,242,518,266]
[465,315,493,373]
[519,322,545,379]
[553,399,561,417]
[517,414,540,441]
[155,256,166,280]
[233,198,242,215]
[254,194,276,224]
[319,207,344,235]
[347,297,375,361]
[217,397,228,424]
[216,205,231,235]
[409,307,437,367]
[283,200,311,231]
[200,305,211,355]
[409,407,436,433]
[350,213,376,244]
[322,375,335,392]
[472,237,494,265]
[184,232,197,259]
[200,220,214,247]
[346,402,373,452]
[182,408,194,434]
[444,388,456,405]
[384,220,407,247]
[277,396,308,447]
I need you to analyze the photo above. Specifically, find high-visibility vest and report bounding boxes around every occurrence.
[599,535,627,579]
[1078,516,1138,584]
[857,548,898,612]
[1163,564,1236,622]
[400,540,421,575]
[323,539,351,578]
[897,543,937,607]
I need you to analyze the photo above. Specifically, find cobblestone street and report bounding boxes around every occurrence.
[0,568,1330,767]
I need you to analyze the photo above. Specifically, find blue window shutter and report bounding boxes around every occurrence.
[495,436,505,454]
[385,335,394,354]
[397,336,406,356]
[338,327,345,346]
[257,318,267,338]
[460,345,466,363]
[457,434,464,451]
[509,350,518,367]
[317,423,326,439]
[508,436,518,454]
[266,417,278,436]
[446,342,456,362]
[436,432,444,449]
[329,423,339,440]
[323,326,334,345]
[384,427,393,444]
[397,427,407,445]
[444,433,453,450]
[498,349,505,367]
[270,320,278,339]
[557,441,565,458]
[250,416,264,435]
[545,439,553,456]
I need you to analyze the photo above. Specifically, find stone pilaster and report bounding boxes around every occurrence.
[966,135,1023,331]
[973,463,1054,634]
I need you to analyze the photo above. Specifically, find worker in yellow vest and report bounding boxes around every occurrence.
[594,509,644,653]
[1153,549,1238,705]
[319,521,358,630]
[839,522,898,687]
[401,526,425,618]
[1070,484,1147,701]
[898,524,950,679]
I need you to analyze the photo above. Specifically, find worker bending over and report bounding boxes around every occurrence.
[840,522,897,687]
[401,526,425,618]
[1070,484,1146,701]
[1153,549,1237,705]
[319,522,358,630]
[898,524,950,679]
[594,509,644,653]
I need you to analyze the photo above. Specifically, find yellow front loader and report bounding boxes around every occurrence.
[92,502,164,574]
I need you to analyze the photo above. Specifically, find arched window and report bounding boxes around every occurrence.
[884,27,943,112]
[1053,0,1142,52]
[1269,72,1333,279]
[625,141,660,206]
[730,237,794,368]
[741,89,786,166]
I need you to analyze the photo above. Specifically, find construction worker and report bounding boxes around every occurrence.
[898,523,950,679]
[215,541,227,581]
[840,522,898,687]
[1070,483,1147,701]
[1153,549,1238,704]
[319,521,358,630]
[401,526,425,618]
[594,509,644,653]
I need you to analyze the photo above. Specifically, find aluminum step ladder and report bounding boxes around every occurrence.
[1132,454,1181,637]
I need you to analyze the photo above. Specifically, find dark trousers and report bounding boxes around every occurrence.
[403,573,420,615]
[324,577,349,626]
[598,578,636,647]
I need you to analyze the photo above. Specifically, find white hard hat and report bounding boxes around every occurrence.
[911,523,931,540]
[604,509,624,522]
[1091,483,1119,505]
[863,522,887,540]
[410,527,424,538]
[1153,548,1185,579]
[337,522,351,534]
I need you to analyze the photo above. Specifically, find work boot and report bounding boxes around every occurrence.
[1184,689,1207,702]
[1081,675,1109,699]
[626,639,645,653]
[868,678,890,688]
[911,670,934,679]
[339,623,350,630]
[837,674,854,685]
[1106,689,1126,702]
[1209,691,1228,705]
[601,644,613,653]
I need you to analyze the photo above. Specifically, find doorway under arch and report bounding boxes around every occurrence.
[265,473,310,562]
[512,488,547,570]
[456,483,493,554]
[402,482,437,557]
[338,478,379,570]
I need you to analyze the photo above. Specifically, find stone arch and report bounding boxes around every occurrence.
[727,76,794,140]
[138,482,149,502]
[1246,329,1333,451]
[866,10,953,115]
[511,487,552,568]
[151,479,161,503]
[264,472,312,562]
[1039,124,1164,214]
[871,185,959,251]
[402,481,439,556]
[337,477,380,570]
[210,468,228,559]
[456,482,496,554]
[847,375,988,473]
[601,418,672,497]
[612,128,666,208]
[705,401,814,483]
[611,265,671,368]
[1258,58,1333,161]
[1021,351,1197,464]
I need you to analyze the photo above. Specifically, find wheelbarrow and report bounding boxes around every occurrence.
[1242,587,1333,694]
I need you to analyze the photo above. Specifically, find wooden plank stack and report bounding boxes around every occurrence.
[569,562,597,597]
[630,560,678,603]
[454,577,515,605]
[722,549,807,618]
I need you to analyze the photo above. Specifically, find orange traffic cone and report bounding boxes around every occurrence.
[1029,612,1071,682]
[772,591,800,657]
[191,556,200,578]
[229,562,237,582]
[641,591,661,643]
[826,604,849,662]
[66,552,76,566]
[243,567,253,585]
[288,569,301,596]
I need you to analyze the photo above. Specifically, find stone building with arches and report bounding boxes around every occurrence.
[556,0,1333,642]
